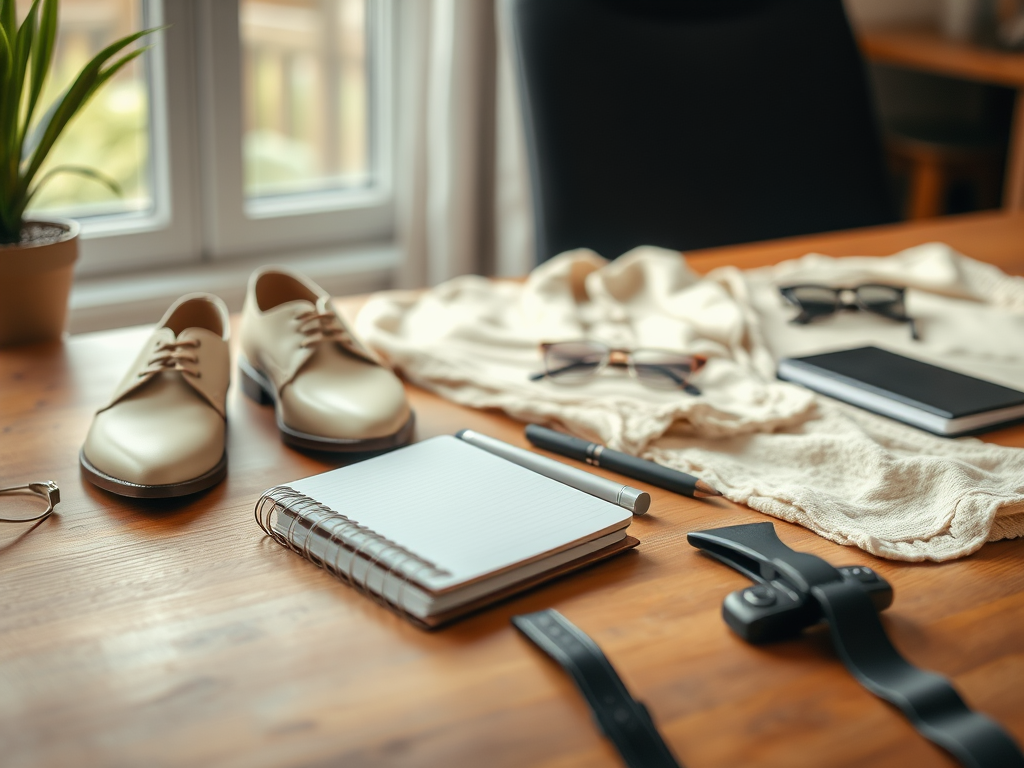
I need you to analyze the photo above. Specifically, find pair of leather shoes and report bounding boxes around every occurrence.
[80,269,414,498]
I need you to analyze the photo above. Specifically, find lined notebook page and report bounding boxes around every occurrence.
[287,435,631,590]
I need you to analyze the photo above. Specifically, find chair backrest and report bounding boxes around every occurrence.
[504,0,897,262]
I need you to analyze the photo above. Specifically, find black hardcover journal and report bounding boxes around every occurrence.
[777,346,1024,436]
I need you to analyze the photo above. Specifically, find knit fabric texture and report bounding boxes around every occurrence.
[355,244,1024,561]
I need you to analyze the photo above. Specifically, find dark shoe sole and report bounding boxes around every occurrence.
[80,450,227,499]
[238,356,416,453]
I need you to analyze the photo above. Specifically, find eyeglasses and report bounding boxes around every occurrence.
[529,341,707,393]
[0,480,60,524]
[779,284,920,340]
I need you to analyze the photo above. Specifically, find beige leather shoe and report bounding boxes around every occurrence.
[80,294,231,498]
[238,267,414,452]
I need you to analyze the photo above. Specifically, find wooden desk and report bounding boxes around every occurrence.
[858,26,1024,212]
[3,212,1023,768]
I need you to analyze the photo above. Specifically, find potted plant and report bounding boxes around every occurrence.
[0,0,154,346]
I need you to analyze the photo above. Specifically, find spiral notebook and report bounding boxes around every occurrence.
[255,435,638,627]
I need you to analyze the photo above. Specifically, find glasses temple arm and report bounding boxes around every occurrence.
[634,363,692,386]
[529,360,603,381]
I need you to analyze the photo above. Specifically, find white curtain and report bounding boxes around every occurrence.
[394,0,534,288]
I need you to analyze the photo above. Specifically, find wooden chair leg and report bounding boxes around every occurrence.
[906,155,946,219]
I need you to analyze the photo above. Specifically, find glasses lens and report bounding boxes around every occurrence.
[543,341,608,382]
[857,285,906,317]
[631,350,698,390]
[785,286,839,317]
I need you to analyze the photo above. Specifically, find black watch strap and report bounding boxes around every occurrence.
[512,609,683,768]
[689,523,1024,768]
[814,580,1024,768]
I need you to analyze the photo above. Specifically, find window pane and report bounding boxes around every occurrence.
[241,0,371,200]
[21,0,153,219]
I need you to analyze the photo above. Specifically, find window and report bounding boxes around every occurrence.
[23,0,395,277]
[242,0,371,200]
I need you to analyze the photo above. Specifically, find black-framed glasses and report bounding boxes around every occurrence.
[0,480,60,524]
[529,341,707,393]
[779,284,920,340]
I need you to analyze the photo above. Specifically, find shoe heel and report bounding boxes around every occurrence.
[239,362,274,405]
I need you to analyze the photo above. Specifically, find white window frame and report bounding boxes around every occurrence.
[73,0,396,275]
[75,0,202,275]
[196,0,395,260]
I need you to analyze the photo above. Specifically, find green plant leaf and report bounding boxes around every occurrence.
[2,1,41,221]
[0,0,15,44]
[9,2,39,155]
[13,47,150,227]
[22,43,151,166]
[25,0,55,136]
[2,2,159,232]
[25,164,122,209]
[90,45,150,98]
[21,86,62,162]
[0,15,11,83]
[17,28,156,204]
[0,21,13,203]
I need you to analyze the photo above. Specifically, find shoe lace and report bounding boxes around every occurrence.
[296,309,350,349]
[139,338,202,378]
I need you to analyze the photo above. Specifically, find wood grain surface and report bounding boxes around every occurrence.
[2,211,1024,768]
[857,26,1024,211]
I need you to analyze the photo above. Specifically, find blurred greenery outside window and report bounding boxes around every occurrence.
[242,0,370,200]
[24,0,372,223]
[19,0,152,218]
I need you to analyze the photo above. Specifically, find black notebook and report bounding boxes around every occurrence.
[777,346,1024,436]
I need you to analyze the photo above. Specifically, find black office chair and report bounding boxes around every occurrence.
[504,0,898,262]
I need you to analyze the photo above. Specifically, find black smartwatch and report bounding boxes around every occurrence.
[688,522,1024,768]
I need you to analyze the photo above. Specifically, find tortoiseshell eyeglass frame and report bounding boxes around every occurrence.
[530,341,707,394]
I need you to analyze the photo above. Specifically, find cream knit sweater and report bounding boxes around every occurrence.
[356,244,1024,561]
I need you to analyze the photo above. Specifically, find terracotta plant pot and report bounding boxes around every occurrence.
[0,219,80,348]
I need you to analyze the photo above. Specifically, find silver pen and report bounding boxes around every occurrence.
[455,429,651,515]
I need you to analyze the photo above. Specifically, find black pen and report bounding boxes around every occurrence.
[524,424,723,499]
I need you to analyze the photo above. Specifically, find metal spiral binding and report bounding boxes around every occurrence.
[255,485,450,619]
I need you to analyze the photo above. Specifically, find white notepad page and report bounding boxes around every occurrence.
[286,435,632,591]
